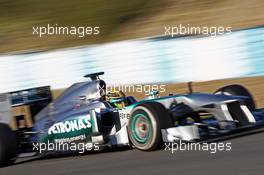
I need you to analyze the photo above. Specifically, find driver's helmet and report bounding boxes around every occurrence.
[105,90,127,109]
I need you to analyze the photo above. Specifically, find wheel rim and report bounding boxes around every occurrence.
[130,113,152,143]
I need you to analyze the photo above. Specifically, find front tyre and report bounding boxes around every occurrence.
[128,102,173,151]
[215,84,255,110]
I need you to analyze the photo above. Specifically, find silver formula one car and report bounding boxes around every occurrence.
[0,72,264,166]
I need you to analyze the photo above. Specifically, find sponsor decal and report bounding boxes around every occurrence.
[54,134,86,143]
[119,112,130,119]
[48,116,92,135]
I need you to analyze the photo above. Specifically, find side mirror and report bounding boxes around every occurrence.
[146,90,159,99]
[188,82,193,94]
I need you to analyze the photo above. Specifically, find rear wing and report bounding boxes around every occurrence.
[10,86,52,107]
[0,93,12,124]
[0,86,52,129]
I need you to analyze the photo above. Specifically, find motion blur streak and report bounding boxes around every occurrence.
[0,27,263,92]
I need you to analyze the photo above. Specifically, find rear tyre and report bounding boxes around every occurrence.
[215,84,255,110]
[0,123,18,167]
[128,102,173,151]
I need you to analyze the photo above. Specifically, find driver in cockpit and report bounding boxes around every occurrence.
[105,90,127,109]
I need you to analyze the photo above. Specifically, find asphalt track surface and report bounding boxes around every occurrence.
[1,131,264,175]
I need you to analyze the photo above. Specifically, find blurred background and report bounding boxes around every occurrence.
[0,0,264,105]
[1,0,264,52]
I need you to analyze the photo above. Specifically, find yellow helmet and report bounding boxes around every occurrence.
[105,90,126,109]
